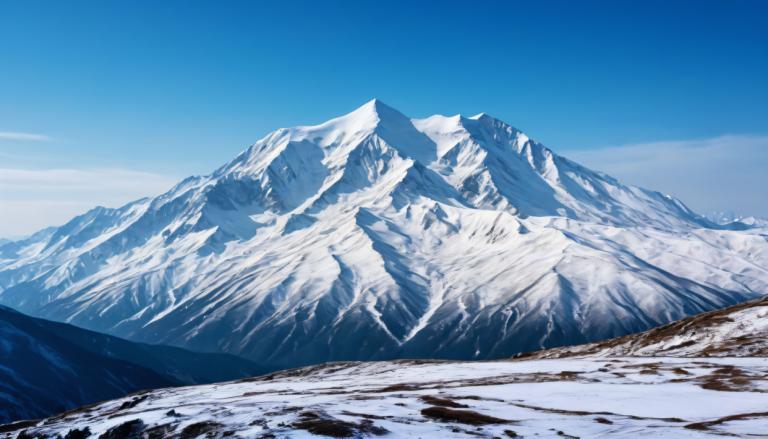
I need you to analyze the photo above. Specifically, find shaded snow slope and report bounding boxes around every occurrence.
[526,295,768,358]
[3,357,767,438]
[0,100,766,368]
[0,305,173,423]
[0,305,265,423]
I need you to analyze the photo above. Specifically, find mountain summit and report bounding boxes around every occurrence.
[1,101,766,368]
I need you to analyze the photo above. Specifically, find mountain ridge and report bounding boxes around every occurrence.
[0,304,265,423]
[0,100,766,368]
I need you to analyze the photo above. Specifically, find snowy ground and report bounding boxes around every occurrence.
[4,357,768,438]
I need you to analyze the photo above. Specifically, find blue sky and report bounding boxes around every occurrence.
[1,0,766,236]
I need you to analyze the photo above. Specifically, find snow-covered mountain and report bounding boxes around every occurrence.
[0,305,265,423]
[1,100,766,368]
[704,211,768,229]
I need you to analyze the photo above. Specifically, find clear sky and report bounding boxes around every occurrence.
[1,0,766,236]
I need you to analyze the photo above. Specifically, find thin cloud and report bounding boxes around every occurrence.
[0,168,178,237]
[0,131,52,142]
[568,134,768,218]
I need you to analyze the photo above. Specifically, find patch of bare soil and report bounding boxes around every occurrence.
[145,424,175,439]
[620,362,663,370]
[340,411,390,420]
[97,419,146,439]
[420,395,469,408]
[292,411,387,437]
[178,421,223,439]
[558,371,581,379]
[509,402,685,423]
[697,365,761,392]
[664,339,698,351]
[420,406,509,425]
[118,395,149,410]
[373,383,422,393]
[684,411,768,431]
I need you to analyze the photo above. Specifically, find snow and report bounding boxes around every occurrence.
[0,100,766,368]
[7,357,768,438]
[541,296,768,358]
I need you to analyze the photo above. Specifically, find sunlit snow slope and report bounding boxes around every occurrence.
[1,100,766,368]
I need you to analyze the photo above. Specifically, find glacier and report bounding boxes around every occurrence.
[0,99,766,368]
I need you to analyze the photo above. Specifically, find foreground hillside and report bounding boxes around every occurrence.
[3,298,768,438]
[0,306,264,423]
[2,358,766,438]
[525,295,768,358]
[1,100,767,369]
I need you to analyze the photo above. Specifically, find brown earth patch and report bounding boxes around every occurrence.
[340,411,391,420]
[684,411,768,431]
[420,395,469,408]
[178,421,222,439]
[292,411,387,437]
[510,401,685,423]
[118,395,149,410]
[97,419,146,439]
[374,383,422,393]
[421,406,509,425]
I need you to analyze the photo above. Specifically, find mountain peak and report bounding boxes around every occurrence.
[305,99,437,163]
[334,98,409,130]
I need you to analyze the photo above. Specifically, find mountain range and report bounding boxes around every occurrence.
[0,305,264,423]
[1,99,766,369]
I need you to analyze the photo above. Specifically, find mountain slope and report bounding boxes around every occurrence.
[0,305,174,423]
[6,299,768,437]
[525,295,768,358]
[0,305,265,423]
[1,100,767,368]
[3,305,267,384]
